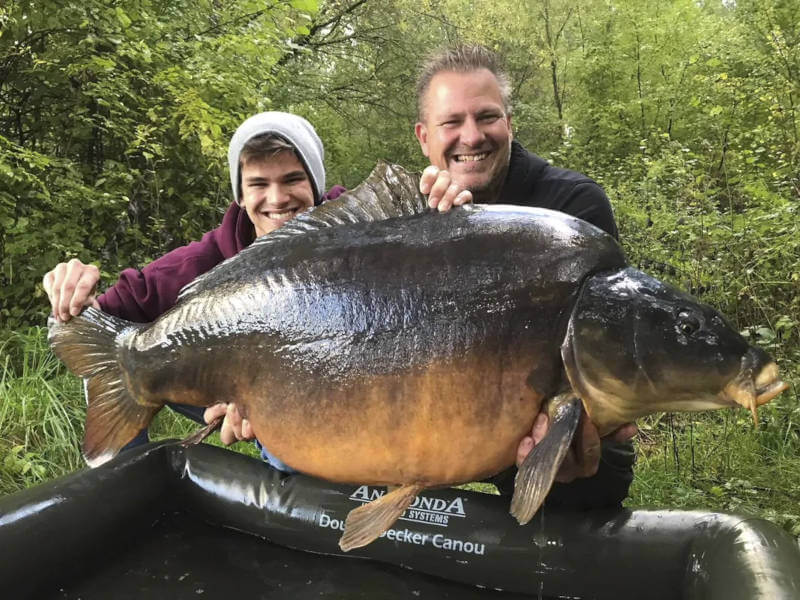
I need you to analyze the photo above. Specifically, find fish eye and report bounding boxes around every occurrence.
[677,310,700,335]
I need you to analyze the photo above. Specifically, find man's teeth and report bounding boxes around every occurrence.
[454,152,489,162]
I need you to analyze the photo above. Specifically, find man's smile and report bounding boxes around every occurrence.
[453,151,490,163]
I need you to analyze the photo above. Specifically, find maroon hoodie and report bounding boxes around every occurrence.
[98,187,346,322]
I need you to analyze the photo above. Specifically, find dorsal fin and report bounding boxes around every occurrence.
[177,161,428,302]
[252,160,428,241]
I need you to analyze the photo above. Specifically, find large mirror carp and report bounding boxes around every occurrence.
[48,163,789,551]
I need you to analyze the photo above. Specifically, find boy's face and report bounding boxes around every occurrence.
[240,151,315,237]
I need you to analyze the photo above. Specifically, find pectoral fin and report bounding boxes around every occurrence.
[510,394,582,525]
[339,483,424,552]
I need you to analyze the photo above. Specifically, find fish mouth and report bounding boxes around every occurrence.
[721,361,788,426]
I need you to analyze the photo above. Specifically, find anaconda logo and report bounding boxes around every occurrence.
[349,486,466,527]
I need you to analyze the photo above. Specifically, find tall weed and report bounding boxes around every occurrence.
[0,328,84,493]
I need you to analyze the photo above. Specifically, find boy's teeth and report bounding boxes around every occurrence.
[269,209,296,219]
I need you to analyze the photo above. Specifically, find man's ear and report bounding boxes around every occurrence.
[414,122,430,157]
[507,115,513,141]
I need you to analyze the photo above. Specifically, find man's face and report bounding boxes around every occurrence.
[415,69,512,202]
[240,151,315,237]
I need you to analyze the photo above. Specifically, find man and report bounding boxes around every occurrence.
[414,44,636,508]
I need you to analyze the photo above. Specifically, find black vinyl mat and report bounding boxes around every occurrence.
[4,443,800,600]
[49,511,535,600]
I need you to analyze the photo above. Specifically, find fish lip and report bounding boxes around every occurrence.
[721,360,787,426]
[755,380,789,405]
[753,359,788,405]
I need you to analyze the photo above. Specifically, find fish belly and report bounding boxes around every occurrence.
[241,352,546,486]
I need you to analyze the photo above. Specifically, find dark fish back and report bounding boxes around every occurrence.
[140,205,627,386]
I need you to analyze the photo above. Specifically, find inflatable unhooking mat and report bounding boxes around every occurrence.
[1,441,799,599]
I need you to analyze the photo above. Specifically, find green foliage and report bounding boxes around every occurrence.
[605,140,799,357]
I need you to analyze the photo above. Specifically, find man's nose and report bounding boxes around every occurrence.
[266,184,290,205]
[459,118,486,147]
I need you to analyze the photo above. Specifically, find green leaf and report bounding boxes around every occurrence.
[755,327,776,342]
[115,7,132,29]
[774,316,796,333]
[290,0,318,13]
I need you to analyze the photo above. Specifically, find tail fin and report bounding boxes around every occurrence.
[48,308,158,467]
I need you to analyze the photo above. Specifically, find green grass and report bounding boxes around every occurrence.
[628,403,800,536]
[0,327,258,495]
[1,327,798,538]
[0,327,85,494]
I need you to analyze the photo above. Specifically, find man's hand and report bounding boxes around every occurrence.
[203,403,255,446]
[420,165,473,212]
[43,259,101,322]
[516,409,637,483]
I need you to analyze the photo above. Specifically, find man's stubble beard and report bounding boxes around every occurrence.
[467,160,510,204]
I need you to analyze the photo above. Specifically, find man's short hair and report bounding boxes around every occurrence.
[239,133,297,166]
[416,44,512,121]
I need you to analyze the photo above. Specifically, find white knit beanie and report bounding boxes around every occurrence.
[228,111,325,205]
